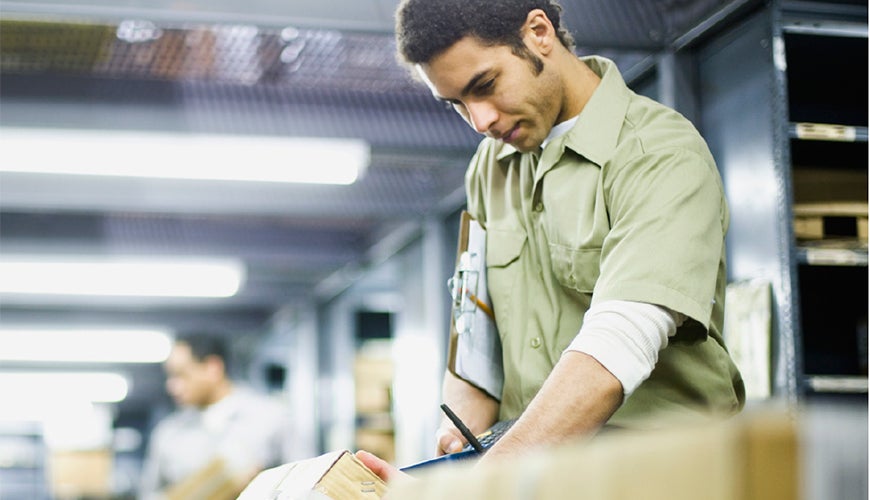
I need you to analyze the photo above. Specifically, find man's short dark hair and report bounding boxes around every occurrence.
[395,0,575,68]
[175,331,228,367]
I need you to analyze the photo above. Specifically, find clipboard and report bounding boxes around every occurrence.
[446,211,503,401]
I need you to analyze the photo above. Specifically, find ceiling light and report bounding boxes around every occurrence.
[0,372,129,404]
[0,127,369,185]
[0,327,173,363]
[0,256,244,297]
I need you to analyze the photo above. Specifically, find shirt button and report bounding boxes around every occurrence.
[534,202,544,212]
[530,337,542,348]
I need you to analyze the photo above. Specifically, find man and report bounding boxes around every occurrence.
[139,331,291,499]
[358,0,744,479]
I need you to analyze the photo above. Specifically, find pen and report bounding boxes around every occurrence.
[440,403,485,453]
[466,292,495,320]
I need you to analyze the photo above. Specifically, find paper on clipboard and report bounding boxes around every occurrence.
[447,211,503,401]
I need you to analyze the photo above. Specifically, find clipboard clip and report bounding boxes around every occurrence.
[448,251,481,335]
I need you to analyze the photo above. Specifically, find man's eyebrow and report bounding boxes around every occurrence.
[435,69,492,103]
[460,70,491,97]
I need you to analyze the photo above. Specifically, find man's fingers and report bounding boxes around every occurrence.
[435,427,466,455]
[354,450,407,484]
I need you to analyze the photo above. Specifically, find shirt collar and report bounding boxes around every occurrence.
[561,56,631,167]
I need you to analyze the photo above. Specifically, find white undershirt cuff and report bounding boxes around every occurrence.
[564,300,682,396]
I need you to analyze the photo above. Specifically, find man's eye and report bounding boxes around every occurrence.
[443,100,465,114]
[476,79,495,94]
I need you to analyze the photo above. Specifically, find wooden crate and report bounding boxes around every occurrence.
[793,202,868,241]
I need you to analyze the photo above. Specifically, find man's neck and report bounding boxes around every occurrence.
[203,380,234,408]
[556,53,601,124]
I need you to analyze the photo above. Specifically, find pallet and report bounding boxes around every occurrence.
[793,201,868,241]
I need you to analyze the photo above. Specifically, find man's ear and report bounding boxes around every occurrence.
[524,9,556,55]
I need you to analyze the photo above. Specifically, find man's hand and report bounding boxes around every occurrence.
[435,423,467,455]
[354,450,408,484]
[437,370,499,455]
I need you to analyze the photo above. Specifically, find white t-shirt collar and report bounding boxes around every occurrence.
[541,115,579,150]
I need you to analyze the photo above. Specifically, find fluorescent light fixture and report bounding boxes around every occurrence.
[0,327,173,363]
[0,127,369,185]
[0,256,244,297]
[0,372,129,404]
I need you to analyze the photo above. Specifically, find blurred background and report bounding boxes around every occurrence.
[0,0,866,498]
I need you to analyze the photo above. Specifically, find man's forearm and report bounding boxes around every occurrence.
[442,370,500,433]
[481,351,623,462]
[438,370,499,453]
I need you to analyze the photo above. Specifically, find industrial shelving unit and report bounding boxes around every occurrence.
[780,3,868,398]
[0,422,49,500]
[696,0,867,403]
[694,2,867,402]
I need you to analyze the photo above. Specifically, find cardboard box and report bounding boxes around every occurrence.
[49,449,112,499]
[354,356,393,414]
[355,428,395,465]
[238,450,386,499]
[390,411,799,500]
[164,457,253,500]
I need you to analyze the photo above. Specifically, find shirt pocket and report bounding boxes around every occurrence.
[548,243,601,293]
[486,228,526,267]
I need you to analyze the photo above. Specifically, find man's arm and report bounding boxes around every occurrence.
[436,369,499,455]
[356,354,619,483]
[483,301,679,461]
[480,351,622,462]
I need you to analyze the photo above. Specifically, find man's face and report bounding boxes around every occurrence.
[417,35,561,152]
[164,343,217,408]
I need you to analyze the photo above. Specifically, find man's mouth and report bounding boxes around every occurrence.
[499,124,520,144]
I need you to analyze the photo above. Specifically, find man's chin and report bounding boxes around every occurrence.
[504,132,544,152]
[510,140,543,153]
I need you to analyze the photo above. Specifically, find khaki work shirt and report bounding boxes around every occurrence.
[465,56,745,427]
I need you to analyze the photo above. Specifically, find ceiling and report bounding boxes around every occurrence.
[0,0,760,421]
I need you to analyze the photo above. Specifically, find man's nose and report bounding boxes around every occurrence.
[465,101,498,135]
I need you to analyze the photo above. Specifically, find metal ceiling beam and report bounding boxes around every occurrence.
[0,0,401,32]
